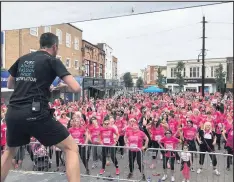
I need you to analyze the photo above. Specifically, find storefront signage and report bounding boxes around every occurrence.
[93,78,105,87]
[166,78,217,84]
[83,78,93,88]
[1,70,9,88]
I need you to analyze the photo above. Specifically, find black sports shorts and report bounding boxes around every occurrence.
[5,105,69,147]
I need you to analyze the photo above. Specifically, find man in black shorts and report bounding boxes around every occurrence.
[1,33,81,182]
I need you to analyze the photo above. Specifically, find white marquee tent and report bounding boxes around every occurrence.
[1,1,227,31]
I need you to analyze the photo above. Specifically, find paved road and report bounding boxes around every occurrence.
[5,145,233,182]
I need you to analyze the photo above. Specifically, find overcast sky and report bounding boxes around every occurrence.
[73,2,233,75]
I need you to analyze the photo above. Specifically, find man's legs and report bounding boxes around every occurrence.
[56,135,80,182]
[1,146,17,182]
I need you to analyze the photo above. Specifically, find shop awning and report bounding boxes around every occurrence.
[89,86,105,92]
[2,2,225,30]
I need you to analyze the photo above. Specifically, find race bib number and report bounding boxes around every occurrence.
[104,138,110,144]
[130,143,138,148]
[93,138,98,143]
[165,144,173,150]
[155,135,162,141]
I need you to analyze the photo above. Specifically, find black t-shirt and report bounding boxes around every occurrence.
[8,51,71,108]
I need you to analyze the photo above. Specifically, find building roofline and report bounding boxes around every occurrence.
[97,43,113,50]
[166,57,229,62]
[82,39,105,53]
[67,23,83,32]
[112,56,118,61]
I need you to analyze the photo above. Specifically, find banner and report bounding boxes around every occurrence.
[1,70,10,88]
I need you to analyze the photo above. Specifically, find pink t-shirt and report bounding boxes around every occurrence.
[160,136,180,157]
[182,127,197,140]
[150,125,165,142]
[224,121,233,132]
[215,122,224,134]
[88,125,101,144]
[168,120,178,135]
[59,118,69,127]
[69,127,86,144]
[115,119,125,136]
[226,129,233,149]
[126,130,146,151]
[1,123,7,146]
[96,113,103,124]
[100,127,117,146]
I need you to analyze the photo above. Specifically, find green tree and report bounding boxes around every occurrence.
[175,61,185,92]
[136,77,144,88]
[123,72,133,87]
[215,63,226,93]
[157,68,165,88]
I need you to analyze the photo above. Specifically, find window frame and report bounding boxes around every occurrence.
[44,26,51,33]
[74,37,79,50]
[56,29,62,44]
[66,33,71,47]
[30,27,38,37]
[74,60,79,70]
[65,58,71,68]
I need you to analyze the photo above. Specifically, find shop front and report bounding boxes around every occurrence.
[51,76,83,102]
[82,77,94,101]
[105,79,121,98]
[90,78,105,99]
[166,78,217,93]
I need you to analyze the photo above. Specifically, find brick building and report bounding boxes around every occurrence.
[144,65,167,87]
[82,40,105,78]
[112,56,118,79]
[3,23,83,76]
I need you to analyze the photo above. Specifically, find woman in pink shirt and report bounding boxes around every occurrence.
[146,116,167,168]
[222,124,233,171]
[58,112,69,128]
[124,122,148,180]
[68,118,90,174]
[181,120,198,171]
[87,116,102,169]
[115,113,126,157]
[159,130,180,182]
[99,118,119,175]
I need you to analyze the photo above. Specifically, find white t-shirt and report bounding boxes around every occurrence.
[181,152,191,162]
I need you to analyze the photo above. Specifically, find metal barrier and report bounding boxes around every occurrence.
[145,148,233,182]
[5,142,144,182]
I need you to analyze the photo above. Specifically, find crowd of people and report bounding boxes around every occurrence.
[1,91,233,182]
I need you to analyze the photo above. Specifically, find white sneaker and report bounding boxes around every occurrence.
[162,174,168,181]
[187,180,190,182]
[214,169,220,176]
[182,180,186,182]
[91,163,97,169]
[171,176,175,182]
[197,168,202,174]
